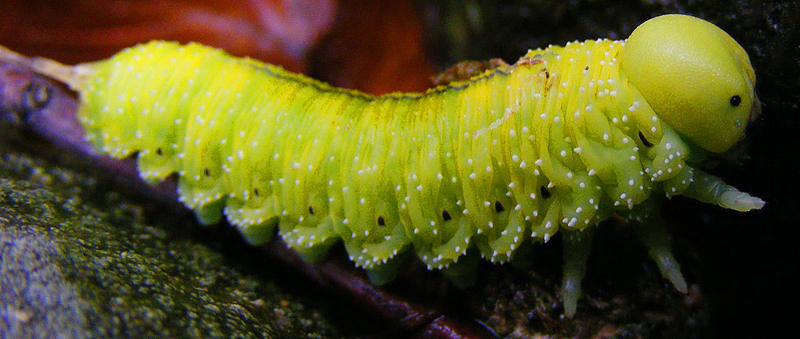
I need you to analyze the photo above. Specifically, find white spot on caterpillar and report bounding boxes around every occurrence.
[568,218,578,227]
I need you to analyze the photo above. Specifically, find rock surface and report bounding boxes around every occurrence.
[0,153,339,339]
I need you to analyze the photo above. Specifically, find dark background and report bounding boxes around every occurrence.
[1,1,798,338]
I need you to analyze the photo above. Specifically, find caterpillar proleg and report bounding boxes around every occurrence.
[0,14,764,316]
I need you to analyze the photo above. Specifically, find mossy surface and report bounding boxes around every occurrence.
[0,152,340,339]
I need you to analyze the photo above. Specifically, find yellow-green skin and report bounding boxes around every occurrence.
[621,14,757,153]
[71,14,762,315]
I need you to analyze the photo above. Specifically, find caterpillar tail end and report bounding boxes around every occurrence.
[0,45,89,92]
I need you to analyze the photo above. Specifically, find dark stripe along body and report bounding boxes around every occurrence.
[29,14,761,316]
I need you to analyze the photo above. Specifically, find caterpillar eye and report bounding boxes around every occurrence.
[308,206,314,215]
[377,216,385,226]
[730,95,742,107]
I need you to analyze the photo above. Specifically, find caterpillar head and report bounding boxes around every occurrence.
[620,14,758,153]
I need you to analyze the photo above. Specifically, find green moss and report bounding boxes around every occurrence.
[0,151,339,339]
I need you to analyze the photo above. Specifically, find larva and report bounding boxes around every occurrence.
[1,14,765,316]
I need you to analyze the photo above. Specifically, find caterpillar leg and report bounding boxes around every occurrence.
[633,216,688,294]
[441,248,480,289]
[561,228,595,318]
[682,169,765,212]
[192,199,226,225]
[365,254,406,286]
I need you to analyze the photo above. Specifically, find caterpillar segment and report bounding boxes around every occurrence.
[3,14,764,317]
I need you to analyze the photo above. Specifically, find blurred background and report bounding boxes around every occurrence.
[1,1,798,338]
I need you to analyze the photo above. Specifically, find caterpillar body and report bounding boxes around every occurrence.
[2,14,765,316]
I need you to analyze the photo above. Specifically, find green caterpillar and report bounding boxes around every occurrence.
[3,14,764,316]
